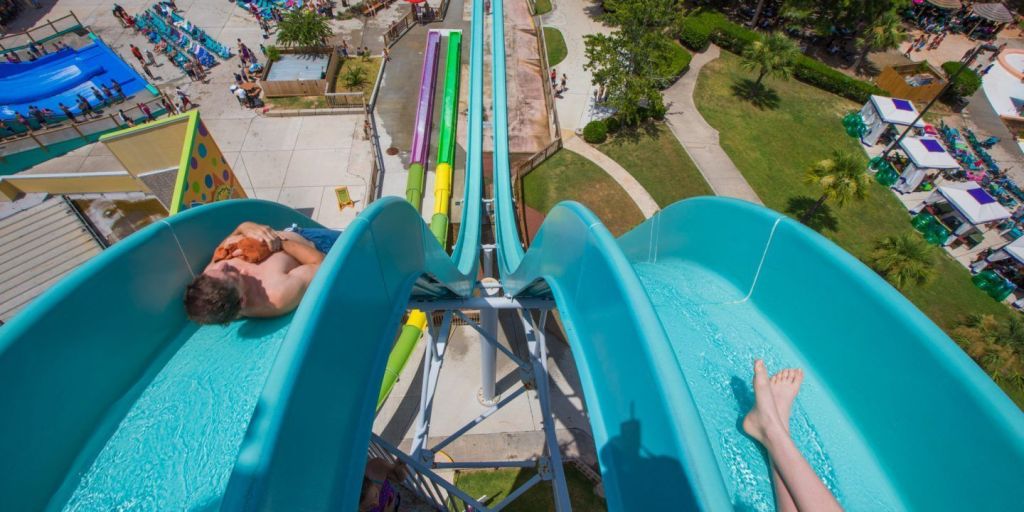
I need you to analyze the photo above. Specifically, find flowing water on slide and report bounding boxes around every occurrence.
[634,260,904,512]
[62,315,291,511]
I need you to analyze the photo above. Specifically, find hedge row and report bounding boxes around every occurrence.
[940,61,982,100]
[656,41,693,88]
[677,11,885,103]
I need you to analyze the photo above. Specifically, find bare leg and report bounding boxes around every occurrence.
[768,369,804,512]
[743,360,842,512]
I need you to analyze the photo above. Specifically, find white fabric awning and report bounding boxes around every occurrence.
[938,182,1011,225]
[899,137,960,169]
[1003,237,1024,265]
[869,95,925,127]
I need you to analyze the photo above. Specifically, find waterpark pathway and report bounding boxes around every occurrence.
[662,45,763,205]
[563,136,660,218]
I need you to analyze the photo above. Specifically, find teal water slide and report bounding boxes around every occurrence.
[1,0,1023,509]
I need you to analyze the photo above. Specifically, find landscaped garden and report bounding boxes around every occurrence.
[523,148,645,237]
[544,27,567,67]
[597,123,712,207]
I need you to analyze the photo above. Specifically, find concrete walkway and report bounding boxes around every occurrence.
[541,0,612,135]
[563,135,660,218]
[662,45,763,205]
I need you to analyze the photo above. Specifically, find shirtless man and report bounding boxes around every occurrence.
[183,222,341,324]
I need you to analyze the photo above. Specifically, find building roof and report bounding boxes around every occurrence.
[899,136,961,169]
[869,95,925,127]
[0,197,102,322]
[938,182,1012,225]
[972,3,1014,23]
[1003,237,1024,264]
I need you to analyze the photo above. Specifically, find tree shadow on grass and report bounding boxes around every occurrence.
[730,78,781,110]
[609,121,660,144]
[785,196,839,233]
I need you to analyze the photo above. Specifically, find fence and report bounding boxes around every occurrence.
[261,47,336,98]
[531,6,561,141]
[0,95,168,162]
[324,92,366,107]
[383,10,417,48]
[0,12,83,55]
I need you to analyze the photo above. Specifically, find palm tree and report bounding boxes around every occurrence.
[855,10,906,73]
[741,33,800,88]
[276,9,332,48]
[801,150,871,223]
[869,233,936,290]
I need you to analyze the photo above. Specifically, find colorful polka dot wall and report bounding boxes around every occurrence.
[178,120,247,211]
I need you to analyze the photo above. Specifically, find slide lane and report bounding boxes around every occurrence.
[0,198,475,511]
[405,31,442,210]
[429,31,463,246]
[486,0,1024,509]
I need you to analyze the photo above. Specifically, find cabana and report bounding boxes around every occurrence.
[910,182,1011,246]
[966,3,1014,39]
[925,0,962,9]
[893,137,961,193]
[859,95,925,146]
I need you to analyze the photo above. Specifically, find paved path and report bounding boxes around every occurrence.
[541,0,612,134]
[563,136,660,218]
[662,45,764,205]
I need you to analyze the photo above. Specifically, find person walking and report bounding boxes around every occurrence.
[111,78,125,100]
[58,102,77,123]
[559,73,567,93]
[91,86,107,107]
[145,48,157,66]
[141,62,155,80]
[138,102,155,122]
[161,96,178,116]
[130,44,145,65]
[382,46,390,61]
[117,109,135,127]
[176,87,193,111]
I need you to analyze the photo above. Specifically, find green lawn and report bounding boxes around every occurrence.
[695,51,1024,405]
[543,27,567,67]
[597,123,713,207]
[524,148,645,236]
[454,466,606,511]
[534,0,552,14]
[335,56,382,95]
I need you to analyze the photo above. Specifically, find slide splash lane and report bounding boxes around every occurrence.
[405,31,442,209]
[430,31,463,246]
[487,0,1024,509]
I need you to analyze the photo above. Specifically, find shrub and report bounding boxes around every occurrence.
[583,120,608,143]
[792,56,885,103]
[342,66,368,89]
[265,45,281,62]
[677,14,716,51]
[605,116,621,133]
[676,11,883,103]
[650,104,667,120]
[655,41,693,88]
[941,61,982,101]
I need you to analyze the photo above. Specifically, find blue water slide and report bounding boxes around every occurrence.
[486,0,1024,510]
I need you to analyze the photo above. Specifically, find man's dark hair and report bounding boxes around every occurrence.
[184,274,242,325]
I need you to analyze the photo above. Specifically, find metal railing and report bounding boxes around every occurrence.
[324,91,366,107]
[0,12,83,55]
[383,10,417,48]
[0,95,167,162]
[532,7,561,141]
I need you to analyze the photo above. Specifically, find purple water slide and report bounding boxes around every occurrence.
[410,31,442,166]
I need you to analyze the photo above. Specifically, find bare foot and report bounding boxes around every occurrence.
[771,368,804,431]
[742,360,788,446]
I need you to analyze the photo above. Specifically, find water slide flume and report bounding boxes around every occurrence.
[486,0,1024,508]
[380,31,445,410]
[430,31,462,246]
[405,31,442,209]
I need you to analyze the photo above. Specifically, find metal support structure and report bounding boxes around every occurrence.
[479,277,499,405]
[382,292,573,511]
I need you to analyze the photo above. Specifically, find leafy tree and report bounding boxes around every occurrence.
[855,10,906,72]
[801,149,871,223]
[342,66,368,89]
[869,233,935,290]
[741,33,800,87]
[583,0,682,123]
[276,9,332,48]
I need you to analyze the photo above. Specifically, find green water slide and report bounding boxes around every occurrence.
[429,31,462,246]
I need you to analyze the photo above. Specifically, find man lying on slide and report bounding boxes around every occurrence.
[184,221,342,324]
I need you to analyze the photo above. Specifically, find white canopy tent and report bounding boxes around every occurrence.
[859,95,926,146]
[893,137,961,193]
[972,237,1024,272]
[910,182,1010,245]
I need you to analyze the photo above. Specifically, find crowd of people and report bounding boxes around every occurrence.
[906,2,1014,42]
